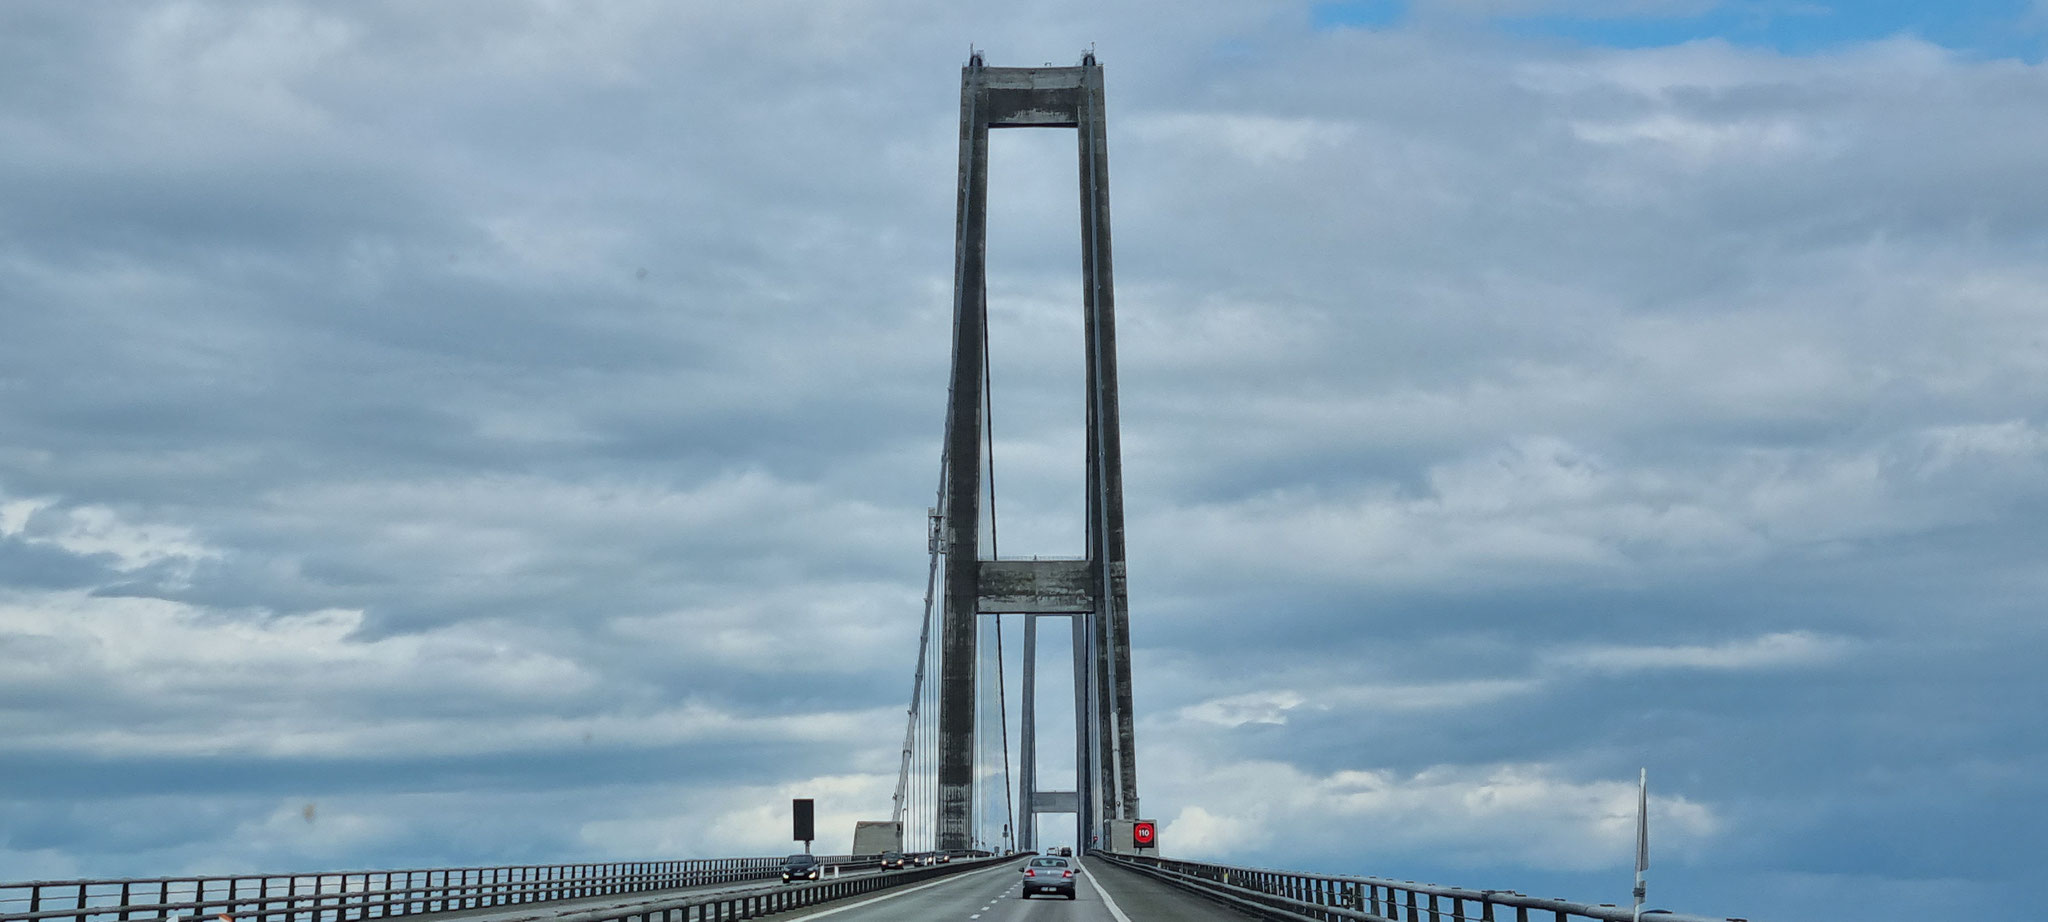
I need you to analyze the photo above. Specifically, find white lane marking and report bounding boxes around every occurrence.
[780,865,1013,920]
[1080,865,1133,922]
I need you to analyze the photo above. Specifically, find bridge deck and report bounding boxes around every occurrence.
[762,857,1252,922]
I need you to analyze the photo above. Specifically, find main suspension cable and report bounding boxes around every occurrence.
[980,286,1016,849]
[981,286,999,561]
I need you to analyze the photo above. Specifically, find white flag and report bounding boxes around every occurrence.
[1632,768,1650,922]
[1635,768,1649,872]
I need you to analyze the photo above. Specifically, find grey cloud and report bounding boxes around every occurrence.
[1,4,2040,920]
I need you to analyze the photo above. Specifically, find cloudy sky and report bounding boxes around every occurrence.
[3,1,2045,920]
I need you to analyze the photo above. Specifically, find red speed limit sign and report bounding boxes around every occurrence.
[1133,821,1156,848]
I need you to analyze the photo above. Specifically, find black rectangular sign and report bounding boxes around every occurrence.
[793,798,815,843]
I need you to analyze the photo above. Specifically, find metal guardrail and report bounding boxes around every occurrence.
[531,854,1013,922]
[0,856,878,922]
[1094,854,1751,922]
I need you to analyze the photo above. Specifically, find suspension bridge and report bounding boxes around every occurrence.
[0,54,1754,922]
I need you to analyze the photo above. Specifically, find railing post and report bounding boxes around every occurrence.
[1406,888,1419,922]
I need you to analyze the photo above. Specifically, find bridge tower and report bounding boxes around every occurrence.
[935,51,1139,855]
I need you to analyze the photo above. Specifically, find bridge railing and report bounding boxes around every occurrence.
[0,856,866,922]
[1095,854,1749,922]
[527,854,1013,922]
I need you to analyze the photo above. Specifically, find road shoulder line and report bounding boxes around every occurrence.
[1080,861,1135,922]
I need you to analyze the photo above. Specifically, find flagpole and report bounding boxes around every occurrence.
[1633,767,1648,922]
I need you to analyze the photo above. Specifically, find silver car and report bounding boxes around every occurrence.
[1020,856,1076,900]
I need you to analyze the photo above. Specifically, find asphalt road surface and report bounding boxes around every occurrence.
[772,857,1254,922]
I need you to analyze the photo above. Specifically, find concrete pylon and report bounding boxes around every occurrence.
[935,50,1138,855]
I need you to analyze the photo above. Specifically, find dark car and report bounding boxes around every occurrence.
[880,851,906,869]
[1020,856,1076,900]
[781,853,821,883]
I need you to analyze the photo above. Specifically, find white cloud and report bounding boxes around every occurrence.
[1133,113,1361,166]
[1570,112,1817,167]
[1165,629,1834,737]
[1157,804,1255,854]
[1143,418,2048,595]
[1155,759,1718,872]
[0,590,896,759]
[1415,0,1717,18]
[1545,630,1852,673]
[1,492,218,573]
[578,773,898,858]
[1178,680,1541,728]
[0,2,2041,905]
[1181,690,1307,728]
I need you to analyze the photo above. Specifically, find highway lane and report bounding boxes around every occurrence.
[772,856,1254,922]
